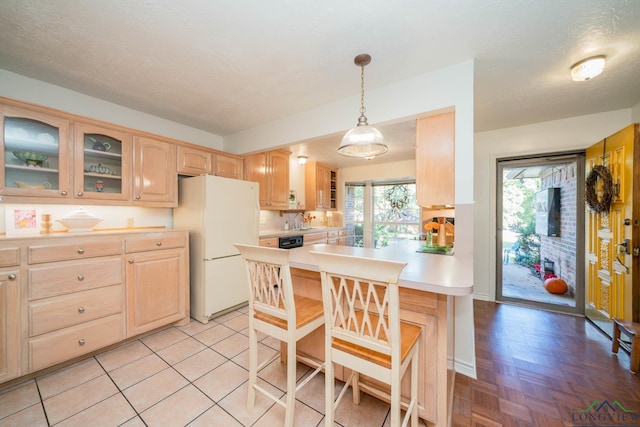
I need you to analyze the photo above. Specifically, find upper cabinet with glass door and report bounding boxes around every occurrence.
[74,122,132,201]
[1,106,71,198]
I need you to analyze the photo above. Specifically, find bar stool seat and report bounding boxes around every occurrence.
[236,244,325,426]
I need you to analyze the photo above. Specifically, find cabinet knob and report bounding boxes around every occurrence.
[8,274,16,280]
[78,338,86,346]
[135,195,141,199]
[78,306,85,313]
[156,241,162,246]
[128,258,134,264]
[61,191,68,196]
[77,191,84,196]
[77,274,84,281]
[77,248,85,254]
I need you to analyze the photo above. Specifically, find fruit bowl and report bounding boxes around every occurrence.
[12,151,48,166]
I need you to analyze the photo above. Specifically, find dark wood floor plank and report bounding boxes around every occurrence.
[452,300,640,425]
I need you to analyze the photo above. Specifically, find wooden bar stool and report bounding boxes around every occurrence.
[235,244,325,426]
[612,318,640,374]
[311,251,421,427]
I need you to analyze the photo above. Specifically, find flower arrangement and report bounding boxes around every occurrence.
[424,221,440,232]
[303,214,316,225]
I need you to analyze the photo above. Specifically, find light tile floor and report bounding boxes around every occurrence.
[0,306,426,426]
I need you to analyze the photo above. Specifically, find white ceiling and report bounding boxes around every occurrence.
[1,1,639,168]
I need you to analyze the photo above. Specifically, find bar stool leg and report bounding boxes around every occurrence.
[631,336,640,374]
[284,339,297,426]
[612,320,621,353]
[247,326,258,410]
[325,360,335,426]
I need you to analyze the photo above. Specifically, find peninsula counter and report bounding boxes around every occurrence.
[284,240,473,427]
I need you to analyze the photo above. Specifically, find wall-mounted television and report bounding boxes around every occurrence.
[535,188,560,237]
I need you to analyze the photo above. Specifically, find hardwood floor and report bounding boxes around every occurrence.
[452,300,640,427]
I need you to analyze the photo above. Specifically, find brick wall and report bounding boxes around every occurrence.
[539,163,577,296]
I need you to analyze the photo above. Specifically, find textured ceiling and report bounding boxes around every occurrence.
[0,0,639,168]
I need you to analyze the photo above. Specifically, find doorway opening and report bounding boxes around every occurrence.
[496,153,585,315]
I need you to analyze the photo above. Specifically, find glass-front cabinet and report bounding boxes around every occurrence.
[1,107,70,198]
[74,123,131,201]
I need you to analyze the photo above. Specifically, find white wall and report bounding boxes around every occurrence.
[473,109,633,301]
[0,69,224,149]
[633,100,640,123]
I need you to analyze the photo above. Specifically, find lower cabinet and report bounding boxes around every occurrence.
[303,231,328,245]
[259,237,278,248]
[0,230,189,385]
[0,268,20,383]
[125,233,188,336]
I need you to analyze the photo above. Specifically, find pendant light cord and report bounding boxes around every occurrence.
[360,64,366,115]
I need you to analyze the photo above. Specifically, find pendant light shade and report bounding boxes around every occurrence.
[338,54,388,158]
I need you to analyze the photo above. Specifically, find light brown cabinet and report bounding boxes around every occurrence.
[125,231,188,337]
[259,237,278,248]
[1,97,245,208]
[0,230,189,385]
[0,262,20,384]
[212,152,243,179]
[303,231,328,245]
[74,122,132,201]
[416,112,455,207]
[1,105,71,199]
[244,149,290,209]
[25,235,125,372]
[175,146,244,179]
[305,161,337,210]
[133,136,177,206]
[338,228,348,246]
[177,145,211,176]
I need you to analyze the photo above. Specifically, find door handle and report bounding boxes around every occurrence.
[615,239,631,254]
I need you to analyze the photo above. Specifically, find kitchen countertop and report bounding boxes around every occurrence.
[259,226,344,238]
[286,239,473,296]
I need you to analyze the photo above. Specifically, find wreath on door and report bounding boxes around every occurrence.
[585,164,614,213]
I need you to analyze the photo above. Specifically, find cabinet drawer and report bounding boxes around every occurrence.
[28,240,122,264]
[327,230,339,238]
[29,285,123,336]
[0,247,20,267]
[339,229,348,236]
[29,314,123,372]
[29,258,122,300]
[303,232,327,245]
[259,237,278,247]
[125,231,187,253]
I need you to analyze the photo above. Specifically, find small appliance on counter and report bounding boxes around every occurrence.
[278,235,303,249]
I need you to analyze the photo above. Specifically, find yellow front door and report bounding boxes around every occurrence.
[585,124,639,330]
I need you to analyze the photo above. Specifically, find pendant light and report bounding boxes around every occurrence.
[338,54,388,158]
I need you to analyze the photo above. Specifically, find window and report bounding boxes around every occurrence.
[345,182,419,248]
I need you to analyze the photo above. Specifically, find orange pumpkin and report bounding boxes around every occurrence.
[544,277,568,295]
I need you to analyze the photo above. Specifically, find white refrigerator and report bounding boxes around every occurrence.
[174,174,259,324]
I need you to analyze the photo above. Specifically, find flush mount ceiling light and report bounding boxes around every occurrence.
[297,155,308,165]
[338,54,388,158]
[571,56,606,81]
